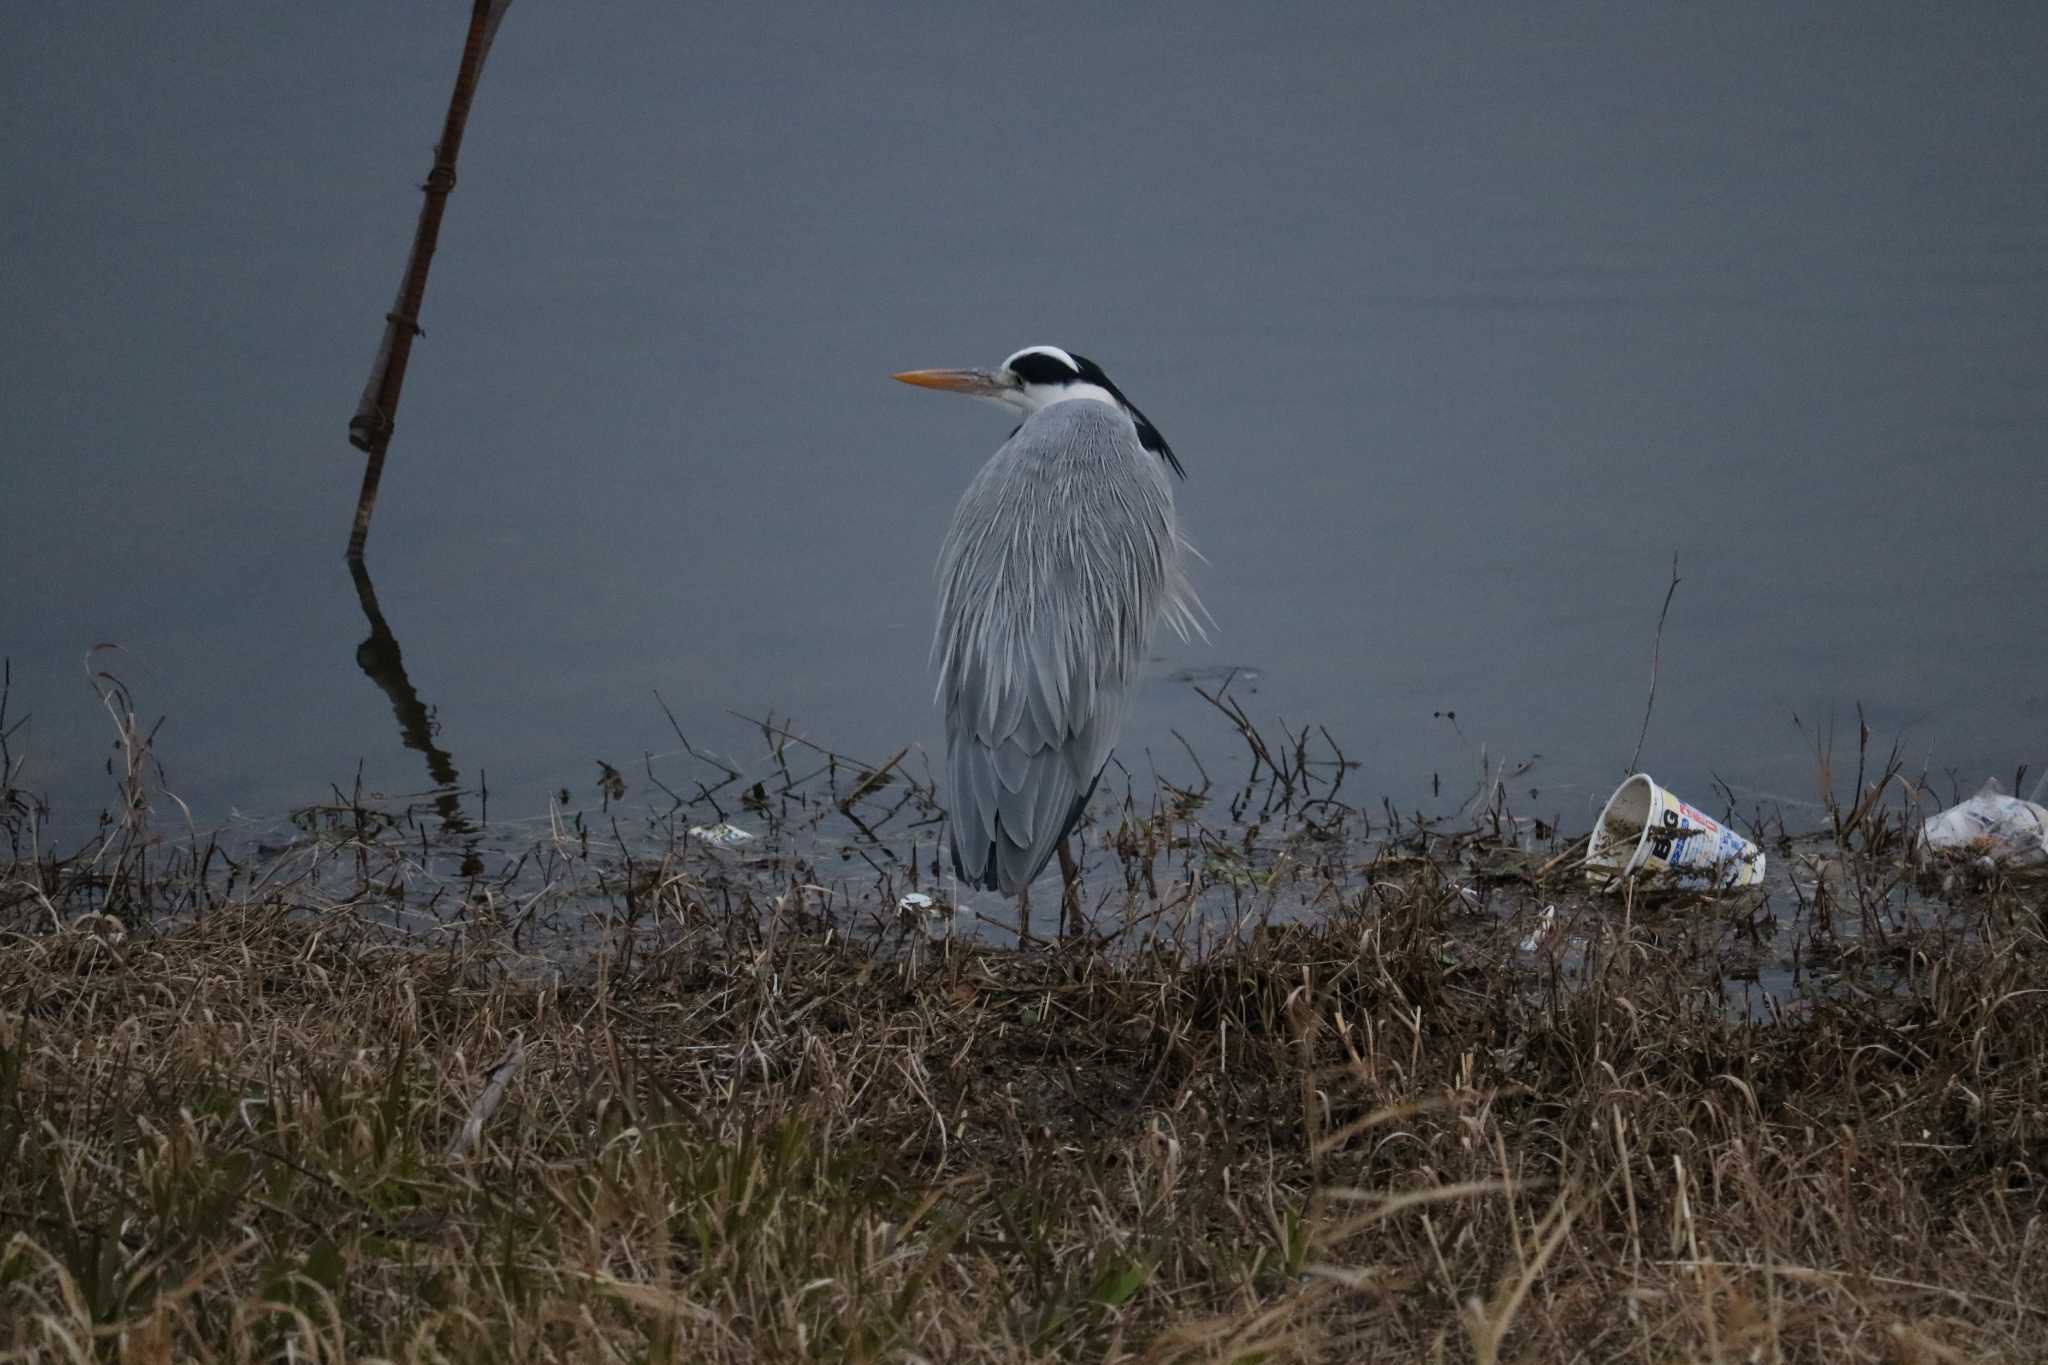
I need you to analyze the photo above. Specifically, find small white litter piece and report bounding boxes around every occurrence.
[688,822,757,850]
[1921,779,2048,869]
[897,891,958,938]
[1518,904,1558,955]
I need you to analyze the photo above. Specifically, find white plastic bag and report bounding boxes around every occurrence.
[1920,779,2048,868]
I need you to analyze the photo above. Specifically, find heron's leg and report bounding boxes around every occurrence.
[1015,885,1031,947]
[1056,840,1081,938]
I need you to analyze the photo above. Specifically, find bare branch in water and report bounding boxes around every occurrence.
[346,1,517,560]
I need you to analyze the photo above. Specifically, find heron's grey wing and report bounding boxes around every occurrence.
[934,402,1199,895]
[944,649,1129,893]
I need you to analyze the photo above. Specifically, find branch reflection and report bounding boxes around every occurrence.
[348,556,482,874]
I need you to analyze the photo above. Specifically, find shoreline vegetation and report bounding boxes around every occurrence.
[2,684,2043,1361]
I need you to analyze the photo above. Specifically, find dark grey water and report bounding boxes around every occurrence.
[5,2,2046,851]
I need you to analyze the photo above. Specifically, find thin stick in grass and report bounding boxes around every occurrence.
[446,1034,527,1159]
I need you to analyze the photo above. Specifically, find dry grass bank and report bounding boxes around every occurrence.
[2,814,2043,1362]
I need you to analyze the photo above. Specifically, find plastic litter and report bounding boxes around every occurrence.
[1920,779,2048,869]
[1584,773,1764,890]
[688,822,756,850]
[897,891,956,938]
[1518,905,1558,954]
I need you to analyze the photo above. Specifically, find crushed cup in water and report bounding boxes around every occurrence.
[1584,773,1764,890]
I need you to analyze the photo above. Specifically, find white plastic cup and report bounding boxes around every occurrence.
[1585,774,1765,888]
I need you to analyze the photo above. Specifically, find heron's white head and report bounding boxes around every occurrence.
[893,345,1185,478]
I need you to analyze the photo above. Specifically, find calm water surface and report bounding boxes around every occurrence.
[5,3,2045,850]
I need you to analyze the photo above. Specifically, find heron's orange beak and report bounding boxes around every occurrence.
[891,367,1005,396]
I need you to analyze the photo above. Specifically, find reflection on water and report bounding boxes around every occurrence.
[348,556,481,875]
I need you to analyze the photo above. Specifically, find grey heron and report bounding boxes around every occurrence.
[894,346,1206,938]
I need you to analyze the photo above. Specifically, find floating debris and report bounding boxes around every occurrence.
[687,822,757,850]
[1921,779,2048,869]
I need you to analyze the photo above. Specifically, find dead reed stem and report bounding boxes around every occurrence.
[1627,553,1682,776]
